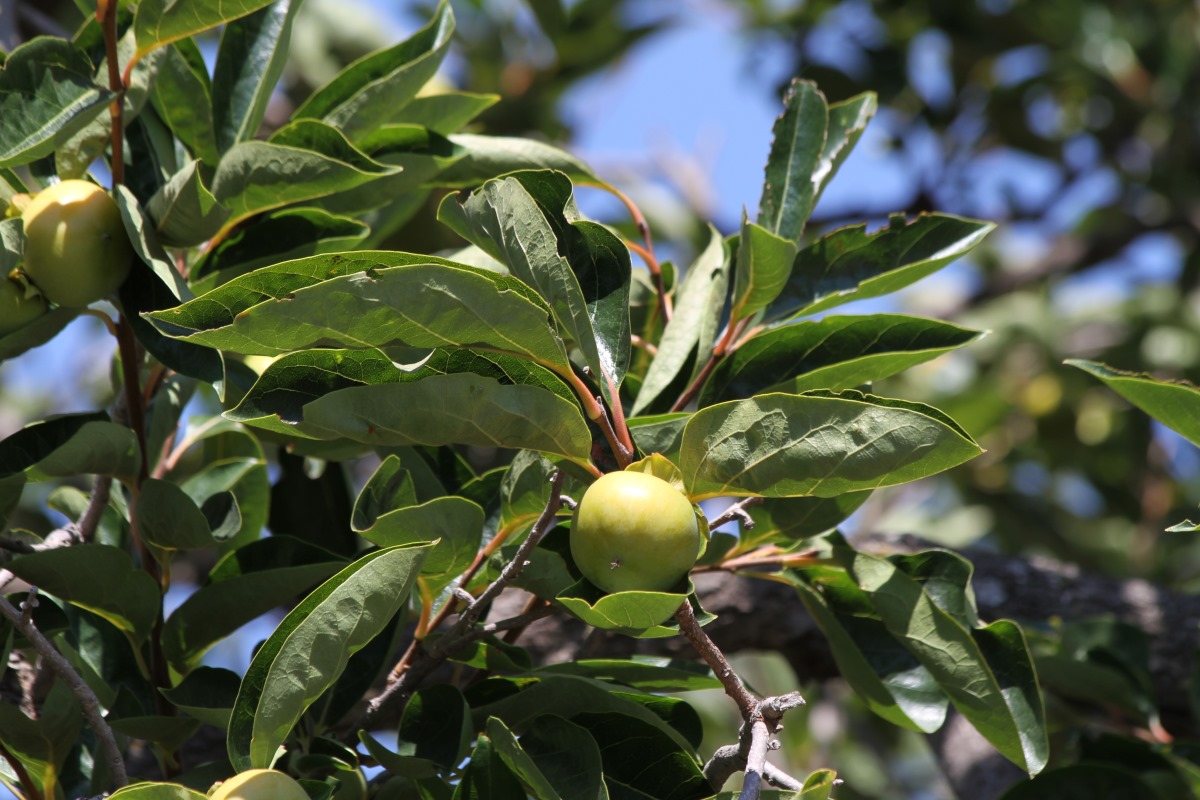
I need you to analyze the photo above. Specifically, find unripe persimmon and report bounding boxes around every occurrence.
[209,770,309,800]
[21,180,132,307]
[570,470,703,593]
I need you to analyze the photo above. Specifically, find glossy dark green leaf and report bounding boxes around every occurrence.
[174,421,269,549]
[161,536,346,673]
[437,135,597,187]
[6,545,159,644]
[138,477,216,550]
[0,474,24,530]
[890,549,979,630]
[397,685,472,770]
[147,255,572,373]
[518,716,607,800]
[391,92,499,135]
[361,732,440,779]
[484,717,601,800]
[499,450,555,534]
[149,40,217,163]
[159,666,241,729]
[535,657,720,692]
[0,412,140,483]
[109,715,202,752]
[756,79,828,242]
[1067,359,1200,447]
[632,226,729,415]
[0,307,80,363]
[438,170,631,401]
[0,682,80,800]
[0,38,114,168]
[817,92,877,202]
[317,125,464,215]
[292,1,454,142]
[839,541,1047,774]
[212,0,302,153]
[772,214,993,322]
[190,209,368,293]
[791,564,947,733]
[146,160,229,247]
[730,217,797,324]
[996,764,1155,800]
[116,185,194,301]
[211,120,400,231]
[701,315,982,405]
[680,391,981,500]
[133,0,278,62]
[453,734,526,800]
[228,542,432,770]
[574,711,709,800]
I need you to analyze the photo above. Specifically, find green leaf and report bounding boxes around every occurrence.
[574,711,708,800]
[701,315,982,405]
[146,254,571,372]
[108,783,209,800]
[0,682,80,800]
[161,536,346,673]
[0,308,80,365]
[453,734,526,800]
[298,373,592,465]
[146,160,229,248]
[228,542,432,770]
[397,685,472,770]
[133,0,278,63]
[484,719,578,800]
[818,92,877,201]
[212,0,303,153]
[437,135,597,187]
[515,716,608,800]
[138,478,217,551]
[0,412,140,483]
[6,545,160,644]
[174,421,269,550]
[631,226,729,416]
[791,564,947,732]
[0,474,24,530]
[0,38,114,168]
[438,170,631,401]
[116,185,195,302]
[555,580,693,638]
[628,413,689,462]
[293,0,454,142]
[390,91,499,135]
[189,208,368,293]
[839,540,1047,775]
[474,676,698,756]
[743,492,871,548]
[149,40,217,163]
[211,120,400,231]
[499,450,555,534]
[680,390,981,500]
[756,79,828,242]
[534,657,720,693]
[772,214,994,321]
[1066,359,1200,447]
[729,217,798,324]
[159,666,241,729]
[997,764,1155,800]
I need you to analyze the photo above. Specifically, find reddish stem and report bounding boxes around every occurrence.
[97,0,125,185]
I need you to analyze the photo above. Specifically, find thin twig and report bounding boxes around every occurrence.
[0,596,127,787]
[705,497,764,532]
[464,603,557,647]
[358,471,568,732]
[0,528,78,594]
[97,0,125,186]
[75,475,112,543]
[763,763,803,791]
[675,599,756,719]
[739,716,770,800]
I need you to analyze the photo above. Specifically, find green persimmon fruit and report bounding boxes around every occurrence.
[21,179,133,307]
[210,770,309,800]
[0,273,48,335]
[570,470,704,593]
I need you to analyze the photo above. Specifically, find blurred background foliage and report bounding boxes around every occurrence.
[6,0,1200,797]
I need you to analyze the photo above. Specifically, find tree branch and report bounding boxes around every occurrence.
[0,594,127,788]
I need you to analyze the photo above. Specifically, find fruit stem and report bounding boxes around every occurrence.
[670,316,751,412]
[97,0,125,186]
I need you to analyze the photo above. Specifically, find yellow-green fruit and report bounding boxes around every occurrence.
[21,179,132,307]
[570,470,703,593]
[0,274,48,335]
[210,770,309,800]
